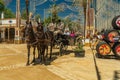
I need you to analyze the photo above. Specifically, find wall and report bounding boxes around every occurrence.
[95,0,120,32]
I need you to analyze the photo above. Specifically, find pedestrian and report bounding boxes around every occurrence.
[70,30,75,45]
[64,30,70,36]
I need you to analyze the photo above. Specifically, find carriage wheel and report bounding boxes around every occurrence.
[63,45,68,51]
[75,37,83,46]
[59,42,64,56]
[112,15,120,29]
[113,43,120,58]
[96,41,111,57]
[54,41,59,49]
[104,30,119,43]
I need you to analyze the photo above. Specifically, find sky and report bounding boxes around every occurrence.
[6,0,82,21]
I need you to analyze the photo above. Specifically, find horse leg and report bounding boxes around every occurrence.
[42,46,46,62]
[49,43,52,59]
[37,45,41,59]
[45,45,48,58]
[38,45,42,63]
[39,45,45,63]
[26,44,30,65]
[40,46,43,62]
[43,49,45,63]
[37,45,42,63]
[32,46,36,63]
[40,47,43,63]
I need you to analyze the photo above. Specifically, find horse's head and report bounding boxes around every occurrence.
[25,21,35,41]
[35,21,45,39]
[37,21,44,32]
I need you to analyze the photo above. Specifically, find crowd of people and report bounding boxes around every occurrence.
[47,19,82,46]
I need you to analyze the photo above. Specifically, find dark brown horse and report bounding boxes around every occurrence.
[36,21,54,62]
[23,0,41,65]
[23,21,40,65]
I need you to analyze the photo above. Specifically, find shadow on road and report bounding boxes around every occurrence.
[91,48,101,80]
[32,50,74,66]
[95,53,120,60]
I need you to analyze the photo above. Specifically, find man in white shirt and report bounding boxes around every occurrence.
[48,19,56,32]
[57,20,64,31]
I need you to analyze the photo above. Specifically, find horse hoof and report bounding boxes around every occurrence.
[49,56,52,59]
[37,57,40,59]
[31,59,35,63]
[26,63,30,66]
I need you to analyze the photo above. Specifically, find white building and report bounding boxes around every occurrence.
[0,18,26,43]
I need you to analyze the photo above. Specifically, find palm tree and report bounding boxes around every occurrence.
[74,0,93,39]
[0,0,5,14]
[0,0,15,19]
[73,0,87,40]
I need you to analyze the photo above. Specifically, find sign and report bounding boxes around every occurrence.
[9,20,12,24]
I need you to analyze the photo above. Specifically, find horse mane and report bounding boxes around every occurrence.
[25,21,36,42]
[30,22,36,39]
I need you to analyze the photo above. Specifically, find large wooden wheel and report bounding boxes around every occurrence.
[113,43,120,58]
[112,15,120,30]
[59,42,68,56]
[96,41,111,57]
[104,30,119,43]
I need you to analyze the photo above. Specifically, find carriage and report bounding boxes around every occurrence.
[53,33,69,56]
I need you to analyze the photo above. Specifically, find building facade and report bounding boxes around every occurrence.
[0,18,26,43]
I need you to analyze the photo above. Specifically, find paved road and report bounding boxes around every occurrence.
[0,44,120,80]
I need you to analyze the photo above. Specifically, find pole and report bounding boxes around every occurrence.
[15,0,20,44]
[8,28,9,42]
[16,0,20,44]
[83,0,87,43]
[88,0,91,37]
[16,0,20,28]
[44,9,46,22]
[25,0,29,23]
